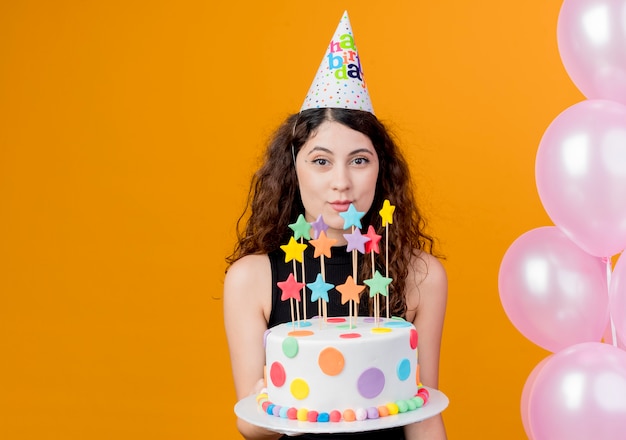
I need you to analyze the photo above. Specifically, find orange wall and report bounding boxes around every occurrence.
[0,1,581,439]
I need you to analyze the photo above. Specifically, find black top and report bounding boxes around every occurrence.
[267,245,406,440]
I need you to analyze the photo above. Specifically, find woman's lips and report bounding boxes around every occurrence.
[329,201,352,212]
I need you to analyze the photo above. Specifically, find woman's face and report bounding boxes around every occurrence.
[295,120,379,244]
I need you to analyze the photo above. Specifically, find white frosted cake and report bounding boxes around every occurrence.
[257,316,430,423]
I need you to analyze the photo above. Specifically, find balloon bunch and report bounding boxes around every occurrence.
[498,1,626,438]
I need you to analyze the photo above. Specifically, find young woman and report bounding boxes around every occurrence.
[224,107,448,440]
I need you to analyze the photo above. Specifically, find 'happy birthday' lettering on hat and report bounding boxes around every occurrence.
[300,11,374,114]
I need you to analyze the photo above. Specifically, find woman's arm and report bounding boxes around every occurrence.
[223,254,282,440]
[403,252,448,440]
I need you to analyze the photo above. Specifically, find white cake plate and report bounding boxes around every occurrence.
[234,387,449,434]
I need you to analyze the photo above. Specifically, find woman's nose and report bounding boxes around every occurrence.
[331,165,351,191]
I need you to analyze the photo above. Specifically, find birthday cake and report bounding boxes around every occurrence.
[258,316,430,423]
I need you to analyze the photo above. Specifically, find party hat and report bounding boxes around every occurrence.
[301,11,374,114]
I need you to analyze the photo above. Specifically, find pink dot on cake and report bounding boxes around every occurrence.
[410,329,418,349]
[339,332,361,339]
[270,362,286,387]
[326,317,346,323]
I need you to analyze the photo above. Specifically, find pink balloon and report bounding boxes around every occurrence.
[609,255,626,343]
[521,356,552,440]
[558,0,626,103]
[498,226,608,352]
[535,99,626,257]
[529,342,626,440]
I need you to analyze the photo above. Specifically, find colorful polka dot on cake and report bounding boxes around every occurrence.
[269,362,285,387]
[397,358,411,381]
[290,378,309,399]
[281,337,298,358]
[318,347,345,376]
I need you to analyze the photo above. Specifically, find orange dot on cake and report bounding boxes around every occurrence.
[318,347,345,376]
[288,330,314,337]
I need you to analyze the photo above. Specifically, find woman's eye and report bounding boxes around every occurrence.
[352,157,370,166]
[312,158,329,166]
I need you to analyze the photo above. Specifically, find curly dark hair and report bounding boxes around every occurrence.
[226,108,438,317]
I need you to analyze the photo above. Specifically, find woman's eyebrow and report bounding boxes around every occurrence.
[306,146,374,155]
[306,146,333,155]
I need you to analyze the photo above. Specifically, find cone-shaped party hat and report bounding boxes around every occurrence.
[300,11,374,114]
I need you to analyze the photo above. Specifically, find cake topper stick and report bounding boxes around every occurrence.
[309,228,337,324]
[364,270,393,326]
[292,261,301,324]
[277,273,305,326]
[307,272,334,327]
[289,215,313,320]
[280,236,308,327]
[336,275,364,328]
[379,199,395,318]
[341,204,368,328]
[364,225,382,324]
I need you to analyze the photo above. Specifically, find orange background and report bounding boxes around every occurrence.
[1,1,583,439]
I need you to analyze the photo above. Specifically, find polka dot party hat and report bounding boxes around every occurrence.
[300,11,374,114]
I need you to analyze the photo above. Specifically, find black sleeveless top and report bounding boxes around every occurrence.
[267,245,406,440]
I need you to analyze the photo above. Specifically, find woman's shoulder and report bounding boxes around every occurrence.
[224,253,273,323]
[225,254,272,287]
[410,250,447,287]
[405,250,448,321]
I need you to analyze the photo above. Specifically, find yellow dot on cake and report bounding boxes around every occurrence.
[371,327,392,334]
[290,378,310,400]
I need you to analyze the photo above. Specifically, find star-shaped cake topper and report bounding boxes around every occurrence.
[307,273,334,303]
[277,273,305,301]
[280,236,308,263]
[336,275,365,305]
[339,203,365,229]
[309,230,337,258]
[364,225,382,254]
[344,228,371,254]
[379,199,395,227]
[288,214,312,240]
[364,270,393,297]
[310,214,329,239]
